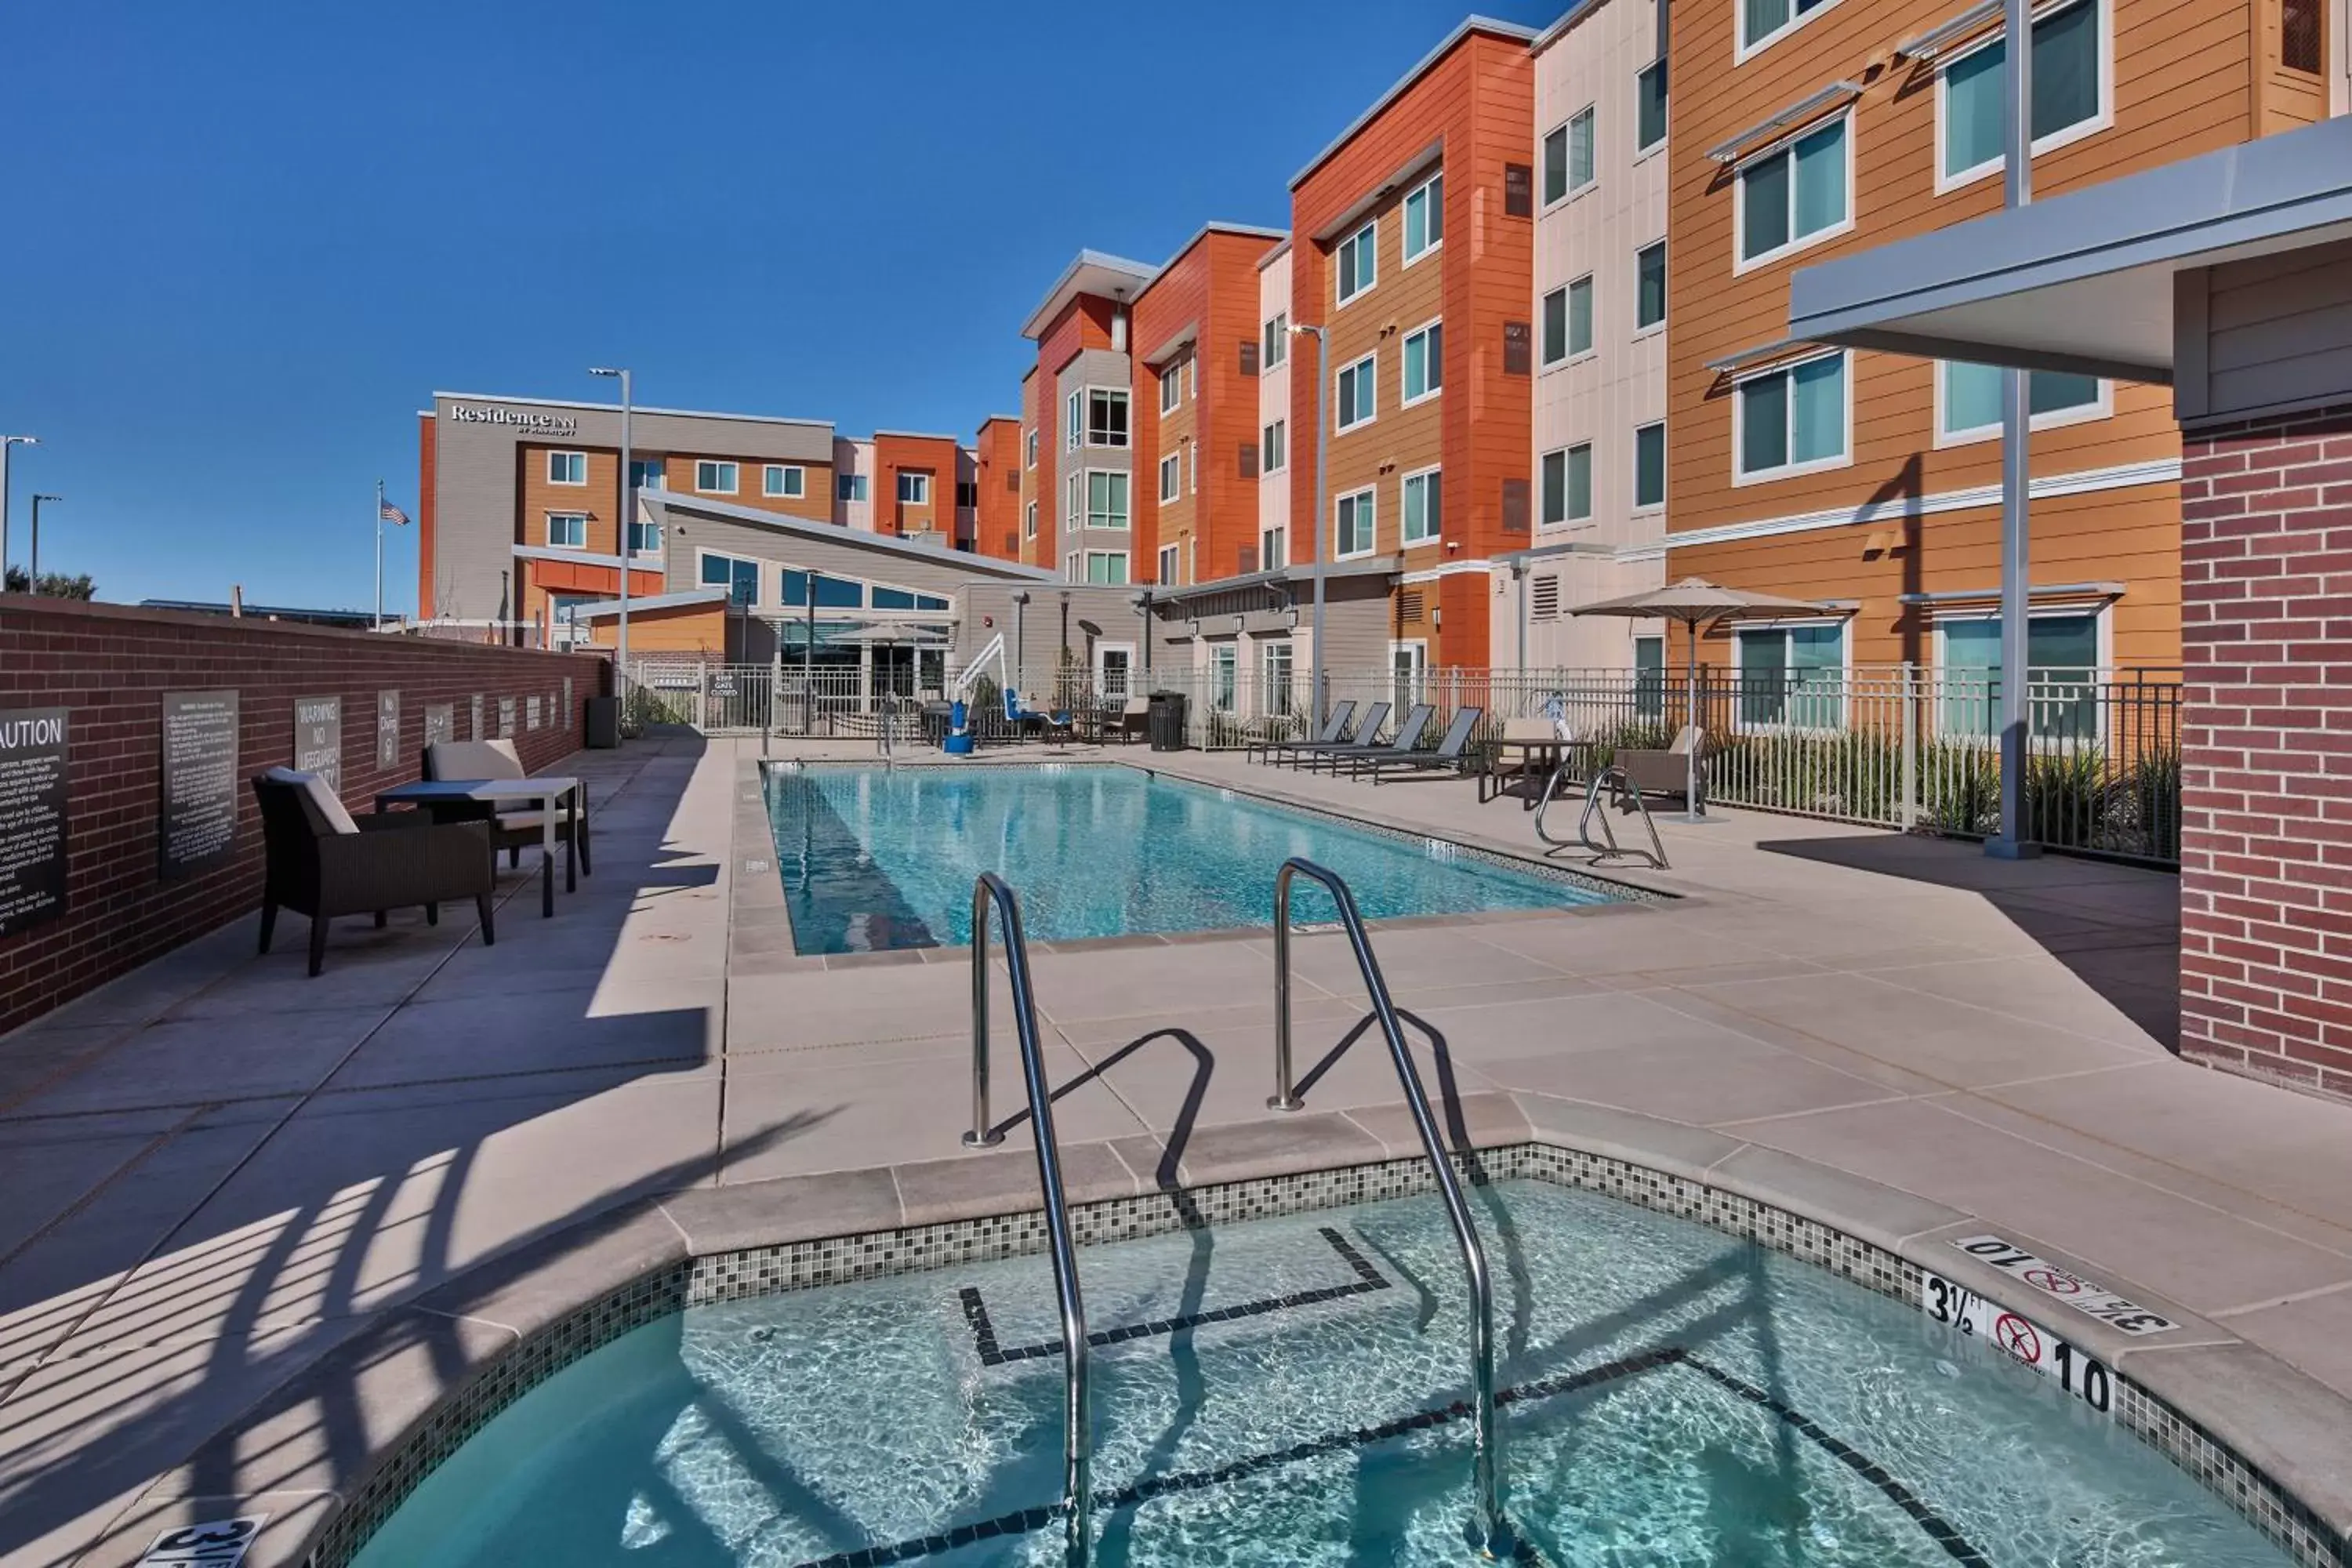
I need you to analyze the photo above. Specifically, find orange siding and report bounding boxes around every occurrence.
[973,416,1024,561]
[873,433,959,539]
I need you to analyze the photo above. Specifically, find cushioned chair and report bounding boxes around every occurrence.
[252,768,495,976]
[1616,725,1711,810]
[422,738,590,874]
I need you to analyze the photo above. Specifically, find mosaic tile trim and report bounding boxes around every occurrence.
[305,1142,2347,1568]
[760,759,1665,905]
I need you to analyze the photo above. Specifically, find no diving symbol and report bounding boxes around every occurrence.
[1994,1314,2042,1363]
[2024,1267,2082,1295]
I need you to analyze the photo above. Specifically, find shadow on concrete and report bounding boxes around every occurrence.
[1754,831,2180,1051]
[0,730,805,1565]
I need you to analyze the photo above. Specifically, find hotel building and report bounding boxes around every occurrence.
[1014,251,1160,586]
[1660,0,2347,688]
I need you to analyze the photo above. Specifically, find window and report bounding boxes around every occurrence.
[695,459,739,494]
[628,519,661,556]
[1262,419,1287,474]
[1738,624,1846,728]
[1940,361,2106,441]
[1261,525,1287,571]
[1334,488,1376,558]
[628,456,663,492]
[1401,467,1442,546]
[1635,633,1667,717]
[1158,543,1181,584]
[1065,551,1080,582]
[763,464,804,499]
[1098,644,1134,700]
[1636,60,1668,153]
[1402,321,1443,404]
[1742,0,1835,56]
[1086,388,1130,447]
[1737,353,1848,480]
[1160,452,1181,503]
[1941,0,2105,186]
[1336,221,1377,304]
[1187,442,1196,495]
[1542,107,1595,205]
[1541,287,1570,367]
[1025,501,1038,539]
[1635,422,1667,510]
[545,512,587,548]
[1539,445,1593,525]
[835,472,869,503]
[699,552,759,608]
[1210,644,1238,712]
[1024,429,1038,468]
[1263,312,1288,368]
[1336,354,1376,432]
[1085,551,1129,586]
[1087,470,1129,530]
[780,571,866,609]
[1566,278,1595,358]
[1403,173,1444,263]
[1261,641,1295,717]
[1738,117,1849,266]
[1160,363,1182,414]
[1064,473,1080,527]
[1940,612,2102,739]
[546,450,586,485]
[2283,0,2321,70]
[1065,390,1080,452]
[956,479,978,510]
[1636,241,1667,330]
[870,584,952,611]
[898,471,931,505]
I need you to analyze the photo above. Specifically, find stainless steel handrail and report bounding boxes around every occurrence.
[1266,858,1513,1557]
[1537,761,1669,869]
[966,873,1093,1566]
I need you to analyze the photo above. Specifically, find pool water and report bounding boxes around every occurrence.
[763,764,1624,953]
[353,1181,2285,1567]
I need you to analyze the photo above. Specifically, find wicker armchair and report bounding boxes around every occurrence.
[252,768,497,976]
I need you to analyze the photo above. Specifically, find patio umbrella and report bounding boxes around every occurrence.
[1568,576,1833,820]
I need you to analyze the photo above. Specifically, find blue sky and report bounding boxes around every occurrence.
[0,1,1558,613]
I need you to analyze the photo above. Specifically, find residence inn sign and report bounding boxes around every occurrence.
[445,401,579,437]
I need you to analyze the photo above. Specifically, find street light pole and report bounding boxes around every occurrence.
[1290,324,1329,726]
[30,495,58,591]
[1988,0,2041,858]
[589,367,634,674]
[1,435,39,589]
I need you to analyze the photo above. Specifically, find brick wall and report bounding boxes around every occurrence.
[0,598,608,1035]
[2179,402,2352,1098]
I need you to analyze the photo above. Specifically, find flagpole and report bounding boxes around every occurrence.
[374,478,385,631]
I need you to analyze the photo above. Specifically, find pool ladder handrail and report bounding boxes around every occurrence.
[1266,857,1514,1558]
[963,873,1093,1566]
[1535,760,1669,869]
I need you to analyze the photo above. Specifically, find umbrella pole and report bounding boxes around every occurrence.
[1687,617,1703,818]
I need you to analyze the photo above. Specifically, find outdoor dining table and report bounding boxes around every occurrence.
[373,775,585,918]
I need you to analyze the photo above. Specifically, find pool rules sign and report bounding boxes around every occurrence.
[0,708,70,938]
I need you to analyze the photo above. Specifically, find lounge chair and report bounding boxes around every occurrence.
[1250,700,1354,764]
[1615,725,1710,810]
[423,738,591,874]
[252,768,496,977]
[1355,706,1485,784]
[1305,704,1432,772]
[1278,702,1390,769]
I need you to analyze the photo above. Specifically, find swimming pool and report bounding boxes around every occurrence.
[350,1179,2286,1566]
[762,764,1631,953]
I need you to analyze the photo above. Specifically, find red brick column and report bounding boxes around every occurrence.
[2178,403,2352,1098]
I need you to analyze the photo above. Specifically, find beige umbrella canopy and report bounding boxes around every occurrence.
[1570,576,1834,818]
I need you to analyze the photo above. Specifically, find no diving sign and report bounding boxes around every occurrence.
[1950,1236,2180,1337]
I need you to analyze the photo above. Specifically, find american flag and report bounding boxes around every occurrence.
[379,499,410,526]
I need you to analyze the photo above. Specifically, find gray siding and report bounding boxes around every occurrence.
[1053,350,1137,572]
[663,513,1022,615]
[954,583,1146,673]
[2177,241,2352,426]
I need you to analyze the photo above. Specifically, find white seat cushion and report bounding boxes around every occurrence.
[263,765,358,836]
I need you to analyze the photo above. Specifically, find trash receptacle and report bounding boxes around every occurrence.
[585,695,621,750]
[1148,691,1189,752]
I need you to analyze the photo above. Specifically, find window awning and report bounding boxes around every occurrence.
[1893,0,2001,61]
[1705,82,1864,165]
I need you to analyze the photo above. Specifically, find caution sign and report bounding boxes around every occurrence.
[1924,1271,2111,1417]
[1949,1236,2179,1336]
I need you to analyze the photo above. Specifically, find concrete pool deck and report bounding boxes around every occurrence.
[5,730,2352,1566]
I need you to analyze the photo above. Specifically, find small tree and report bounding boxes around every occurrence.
[4,568,96,599]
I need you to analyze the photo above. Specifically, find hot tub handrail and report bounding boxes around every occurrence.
[966,872,1093,1566]
[1266,857,1512,1557]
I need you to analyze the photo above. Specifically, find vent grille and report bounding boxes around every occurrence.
[1532,574,1560,619]
[1003,531,1019,554]
[1237,546,1259,576]
[1240,339,1261,376]
[1239,442,1258,480]
[1501,478,1530,535]
[1398,590,1427,624]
